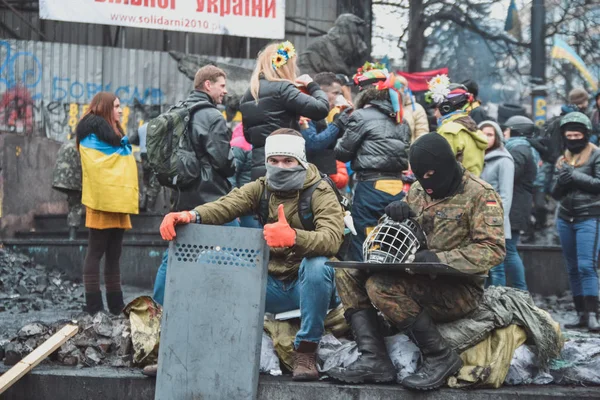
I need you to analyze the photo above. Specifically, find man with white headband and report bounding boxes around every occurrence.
[159,128,345,381]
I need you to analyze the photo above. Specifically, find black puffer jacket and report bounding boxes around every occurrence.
[172,90,235,211]
[240,78,329,180]
[505,138,537,232]
[334,100,410,178]
[552,147,600,222]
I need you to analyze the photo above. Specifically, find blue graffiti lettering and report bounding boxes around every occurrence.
[2,40,164,106]
[0,40,43,98]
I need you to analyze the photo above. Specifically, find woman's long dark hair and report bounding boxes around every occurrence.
[84,92,123,135]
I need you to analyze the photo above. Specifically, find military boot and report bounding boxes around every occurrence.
[585,296,600,332]
[401,311,462,391]
[327,308,396,383]
[564,296,587,329]
[292,341,319,381]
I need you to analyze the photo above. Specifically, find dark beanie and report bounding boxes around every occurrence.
[409,133,463,199]
[562,122,589,137]
[409,133,457,175]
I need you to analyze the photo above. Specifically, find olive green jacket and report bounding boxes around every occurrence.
[194,164,345,281]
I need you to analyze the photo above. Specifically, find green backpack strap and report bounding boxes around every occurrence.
[257,174,348,231]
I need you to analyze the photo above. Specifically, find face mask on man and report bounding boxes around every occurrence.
[265,164,307,192]
[565,138,588,154]
[409,134,463,199]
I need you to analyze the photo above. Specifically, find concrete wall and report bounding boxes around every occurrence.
[0,133,170,238]
[0,134,66,237]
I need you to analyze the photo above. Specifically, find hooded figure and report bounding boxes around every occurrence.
[330,132,505,390]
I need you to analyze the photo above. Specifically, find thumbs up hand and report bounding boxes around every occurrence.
[263,204,297,248]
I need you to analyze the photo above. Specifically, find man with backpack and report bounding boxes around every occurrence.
[159,128,345,381]
[148,65,236,308]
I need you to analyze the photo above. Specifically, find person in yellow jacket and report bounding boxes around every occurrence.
[426,76,487,176]
[77,92,139,315]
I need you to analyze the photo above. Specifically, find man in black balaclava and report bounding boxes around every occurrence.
[330,133,506,390]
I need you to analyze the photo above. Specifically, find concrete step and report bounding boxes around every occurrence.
[0,367,598,400]
[2,236,570,296]
[33,213,164,232]
[3,238,166,290]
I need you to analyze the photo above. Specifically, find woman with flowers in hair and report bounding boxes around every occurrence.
[334,62,411,263]
[240,41,330,180]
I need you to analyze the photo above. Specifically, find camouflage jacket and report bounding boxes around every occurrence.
[52,139,82,193]
[406,170,505,275]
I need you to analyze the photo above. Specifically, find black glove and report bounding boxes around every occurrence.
[413,250,440,263]
[384,201,415,222]
[557,165,573,186]
[332,108,353,132]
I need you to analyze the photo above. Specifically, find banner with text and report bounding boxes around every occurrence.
[39,0,285,39]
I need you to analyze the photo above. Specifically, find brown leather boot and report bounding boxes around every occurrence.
[292,341,319,381]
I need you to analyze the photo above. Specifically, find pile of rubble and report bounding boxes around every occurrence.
[0,248,84,314]
[1,312,133,368]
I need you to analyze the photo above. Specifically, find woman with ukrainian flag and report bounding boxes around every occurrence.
[240,40,330,180]
[76,92,139,315]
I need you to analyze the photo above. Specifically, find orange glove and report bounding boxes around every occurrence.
[263,205,296,248]
[329,161,349,189]
[160,211,195,241]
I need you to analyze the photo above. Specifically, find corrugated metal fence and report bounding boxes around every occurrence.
[0,39,254,141]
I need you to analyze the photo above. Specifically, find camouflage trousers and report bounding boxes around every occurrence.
[335,268,483,329]
[66,191,83,228]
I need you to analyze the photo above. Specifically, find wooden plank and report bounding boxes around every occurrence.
[0,324,78,395]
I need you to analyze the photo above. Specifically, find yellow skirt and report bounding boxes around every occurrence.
[85,207,132,230]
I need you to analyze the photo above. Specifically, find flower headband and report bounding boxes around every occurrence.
[425,74,451,104]
[272,41,296,70]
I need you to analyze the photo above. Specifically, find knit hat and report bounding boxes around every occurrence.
[568,87,589,106]
[265,131,309,169]
[353,61,409,123]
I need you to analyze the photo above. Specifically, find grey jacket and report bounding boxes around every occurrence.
[171,90,235,211]
[335,100,410,177]
[481,147,514,239]
[479,120,514,239]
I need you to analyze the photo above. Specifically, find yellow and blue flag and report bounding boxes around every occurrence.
[551,37,598,92]
[504,0,522,41]
[79,134,139,215]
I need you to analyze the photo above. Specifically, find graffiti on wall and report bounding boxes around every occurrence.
[0,39,254,142]
[0,40,168,140]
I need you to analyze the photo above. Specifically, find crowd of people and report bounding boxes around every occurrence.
[54,39,600,390]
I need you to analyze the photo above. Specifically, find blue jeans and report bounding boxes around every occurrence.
[556,217,600,297]
[348,180,405,262]
[486,263,506,287]
[488,232,527,289]
[266,257,340,348]
[504,231,528,290]
[152,219,239,305]
[239,214,262,229]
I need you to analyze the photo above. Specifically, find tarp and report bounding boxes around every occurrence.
[397,68,449,92]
